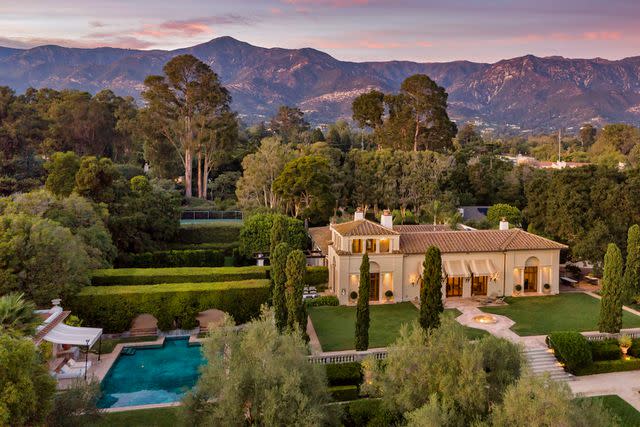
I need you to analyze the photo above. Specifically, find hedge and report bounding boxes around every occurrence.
[548,331,593,373]
[306,295,340,307]
[575,358,640,376]
[588,339,621,361]
[115,249,226,268]
[629,338,640,358]
[91,266,328,287]
[239,213,308,257]
[340,399,400,426]
[176,222,242,245]
[329,385,359,402]
[325,362,363,387]
[69,280,270,333]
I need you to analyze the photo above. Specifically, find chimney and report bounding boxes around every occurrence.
[499,217,509,231]
[354,207,365,221]
[381,209,393,229]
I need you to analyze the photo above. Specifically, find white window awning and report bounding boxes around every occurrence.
[467,259,498,277]
[43,323,102,348]
[443,260,470,278]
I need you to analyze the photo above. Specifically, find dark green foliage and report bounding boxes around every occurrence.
[115,249,225,268]
[340,399,385,427]
[304,266,329,287]
[74,156,120,203]
[588,339,622,361]
[420,246,444,331]
[329,385,359,402]
[285,249,307,333]
[270,215,288,255]
[355,254,370,351]
[91,266,268,286]
[548,331,593,373]
[271,242,291,333]
[44,151,80,196]
[47,379,103,427]
[305,295,340,307]
[599,243,624,333]
[477,335,523,404]
[239,213,307,257]
[623,224,640,304]
[576,359,640,376]
[69,280,270,332]
[629,338,640,358]
[176,222,241,245]
[325,362,363,387]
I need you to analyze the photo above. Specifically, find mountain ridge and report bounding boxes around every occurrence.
[1,36,639,131]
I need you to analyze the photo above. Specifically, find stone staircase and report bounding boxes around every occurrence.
[524,347,574,382]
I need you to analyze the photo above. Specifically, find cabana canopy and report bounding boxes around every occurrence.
[43,323,102,347]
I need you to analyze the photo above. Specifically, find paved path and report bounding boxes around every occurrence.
[569,370,640,410]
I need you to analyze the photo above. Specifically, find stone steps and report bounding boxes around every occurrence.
[524,347,574,382]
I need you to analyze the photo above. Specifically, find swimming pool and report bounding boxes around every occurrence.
[98,337,205,408]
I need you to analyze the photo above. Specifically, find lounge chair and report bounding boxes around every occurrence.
[56,364,86,379]
[67,358,91,369]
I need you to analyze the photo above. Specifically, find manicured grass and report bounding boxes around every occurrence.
[308,303,488,351]
[481,293,640,336]
[576,395,640,426]
[94,336,159,354]
[88,407,182,427]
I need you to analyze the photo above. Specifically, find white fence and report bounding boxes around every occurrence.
[307,349,388,364]
[583,330,640,341]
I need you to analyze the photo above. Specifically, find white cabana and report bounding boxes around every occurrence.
[43,323,102,348]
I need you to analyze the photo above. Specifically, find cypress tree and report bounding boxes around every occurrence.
[285,249,307,333]
[355,254,371,351]
[271,242,291,333]
[270,215,288,256]
[623,224,640,305]
[420,246,444,331]
[599,243,623,333]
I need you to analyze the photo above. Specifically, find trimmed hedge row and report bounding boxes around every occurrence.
[306,295,340,307]
[548,331,592,373]
[576,358,640,376]
[91,266,329,287]
[176,222,241,245]
[325,362,363,387]
[69,280,270,333]
[329,385,359,402]
[115,249,225,268]
[588,339,621,361]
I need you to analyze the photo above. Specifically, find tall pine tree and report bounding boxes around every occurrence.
[355,254,371,351]
[271,242,291,333]
[420,246,444,331]
[285,249,307,333]
[623,224,640,305]
[599,243,623,333]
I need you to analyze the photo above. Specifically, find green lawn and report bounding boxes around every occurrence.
[576,395,640,426]
[308,303,487,351]
[88,407,182,427]
[481,293,640,336]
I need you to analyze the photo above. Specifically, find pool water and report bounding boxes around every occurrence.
[98,337,205,408]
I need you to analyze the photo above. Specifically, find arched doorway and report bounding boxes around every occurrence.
[524,257,539,293]
[369,261,380,302]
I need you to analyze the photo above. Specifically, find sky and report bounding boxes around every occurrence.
[1,0,639,63]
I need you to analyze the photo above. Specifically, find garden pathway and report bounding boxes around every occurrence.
[568,370,640,410]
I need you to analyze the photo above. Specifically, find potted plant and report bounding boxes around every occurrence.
[619,334,632,356]
[350,291,358,301]
[384,290,393,301]
[514,284,522,296]
[543,283,551,294]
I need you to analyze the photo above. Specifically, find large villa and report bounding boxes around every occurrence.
[309,209,567,305]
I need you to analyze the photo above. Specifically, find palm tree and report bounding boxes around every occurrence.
[0,293,39,336]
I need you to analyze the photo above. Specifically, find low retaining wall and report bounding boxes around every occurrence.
[307,349,387,364]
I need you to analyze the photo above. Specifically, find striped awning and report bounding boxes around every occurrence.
[443,260,470,278]
[467,259,497,277]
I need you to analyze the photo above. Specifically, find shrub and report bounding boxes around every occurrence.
[575,358,640,376]
[350,291,358,300]
[548,331,593,373]
[176,222,241,245]
[629,338,640,358]
[68,280,270,332]
[543,283,550,290]
[340,399,383,427]
[325,362,363,387]
[306,295,340,307]
[115,249,225,268]
[329,385,359,402]
[385,290,393,298]
[91,266,269,286]
[304,266,329,287]
[514,284,522,292]
[239,213,308,257]
[588,339,621,361]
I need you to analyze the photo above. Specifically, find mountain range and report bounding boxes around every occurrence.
[1,36,639,132]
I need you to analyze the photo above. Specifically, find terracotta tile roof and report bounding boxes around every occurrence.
[399,228,567,254]
[393,224,453,233]
[331,219,399,237]
[308,226,331,254]
[33,310,70,346]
